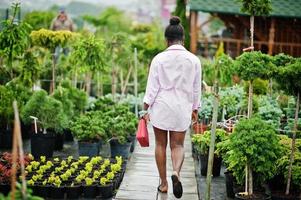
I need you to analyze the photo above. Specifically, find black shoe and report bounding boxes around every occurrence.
[171,173,183,198]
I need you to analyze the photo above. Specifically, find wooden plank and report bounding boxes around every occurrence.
[115,126,199,200]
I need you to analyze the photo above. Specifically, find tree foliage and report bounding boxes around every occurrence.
[238,0,272,16]
[30,28,77,51]
[23,10,55,31]
[223,117,282,184]
[70,34,106,73]
[235,51,274,81]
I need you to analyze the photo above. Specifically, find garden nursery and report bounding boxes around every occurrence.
[0,0,301,200]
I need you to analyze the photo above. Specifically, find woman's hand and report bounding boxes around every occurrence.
[139,110,149,122]
[191,110,198,124]
[143,113,150,122]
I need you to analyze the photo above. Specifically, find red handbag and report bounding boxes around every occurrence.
[136,119,149,147]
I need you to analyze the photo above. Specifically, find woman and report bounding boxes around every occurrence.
[141,16,201,198]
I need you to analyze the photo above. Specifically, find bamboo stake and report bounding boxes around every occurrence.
[11,101,27,199]
[205,82,219,200]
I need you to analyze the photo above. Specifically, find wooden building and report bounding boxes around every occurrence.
[189,0,301,57]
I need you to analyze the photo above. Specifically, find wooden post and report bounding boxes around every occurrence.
[268,18,276,55]
[190,11,198,54]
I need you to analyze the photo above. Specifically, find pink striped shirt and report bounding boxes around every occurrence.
[143,44,201,131]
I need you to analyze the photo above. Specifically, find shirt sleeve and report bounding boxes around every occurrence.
[143,58,160,107]
[192,58,201,110]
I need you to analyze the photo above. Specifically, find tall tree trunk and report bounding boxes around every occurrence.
[247,81,253,118]
[246,81,253,196]
[285,92,300,195]
[119,69,124,94]
[85,72,92,96]
[111,67,117,100]
[245,164,248,194]
[97,72,101,97]
[50,53,56,94]
[205,82,219,200]
[248,164,253,195]
[250,16,254,48]
[121,65,133,95]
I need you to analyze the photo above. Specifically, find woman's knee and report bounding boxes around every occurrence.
[170,141,183,150]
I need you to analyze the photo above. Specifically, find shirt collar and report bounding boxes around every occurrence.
[166,44,186,51]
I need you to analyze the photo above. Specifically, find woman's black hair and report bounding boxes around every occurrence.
[164,16,184,42]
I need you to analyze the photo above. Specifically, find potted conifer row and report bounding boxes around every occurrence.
[22,90,68,158]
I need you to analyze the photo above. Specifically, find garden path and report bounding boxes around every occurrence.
[115,125,199,200]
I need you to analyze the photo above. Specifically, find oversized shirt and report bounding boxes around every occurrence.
[143,44,201,132]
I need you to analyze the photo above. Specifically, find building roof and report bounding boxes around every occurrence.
[189,0,301,18]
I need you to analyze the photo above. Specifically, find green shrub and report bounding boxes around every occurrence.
[22,90,68,133]
[277,135,301,187]
[70,111,106,142]
[244,78,268,95]
[223,117,282,185]
[191,129,228,155]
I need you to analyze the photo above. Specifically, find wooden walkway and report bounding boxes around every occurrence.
[115,126,199,200]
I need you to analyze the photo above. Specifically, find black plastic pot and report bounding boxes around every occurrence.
[235,192,271,200]
[78,141,100,157]
[225,170,235,198]
[110,138,131,158]
[21,121,31,139]
[38,184,51,198]
[82,184,97,199]
[31,132,55,158]
[50,186,65,199]
[271,191,301,200]
[0,129,12,149]
[0,182,10,196]
[64,129,74,142]
[128,135,136,153]
[199,154,222,176]
[268,175,286,191]
[97,183,114,198]
[66,185,82,199]
[54,133,64,151]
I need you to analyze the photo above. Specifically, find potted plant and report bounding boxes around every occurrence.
[97,177,114,198]
[22,90,68,158]
[71,111,107,157]
[192,129,227,176]
[106,104,137,158]
[223,117,281,199]
[82,177,97,198]
[269,135,301,199]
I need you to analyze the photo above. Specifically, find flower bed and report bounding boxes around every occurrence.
[25,155,125,199]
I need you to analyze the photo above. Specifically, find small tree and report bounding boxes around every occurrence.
[30,28,76,93]
[0,3,31,81]
[234,51,274,195]
[274,56,301,195]
[238,0,272,48]
[69,34,106,95]
[224,117,282,197]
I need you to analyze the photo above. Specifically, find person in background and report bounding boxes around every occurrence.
[50,7,74,32]
[141,16,201,199]
[50,8,74,57]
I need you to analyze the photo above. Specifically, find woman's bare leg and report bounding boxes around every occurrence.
[154,126,168,192]
[169,131,186,176]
